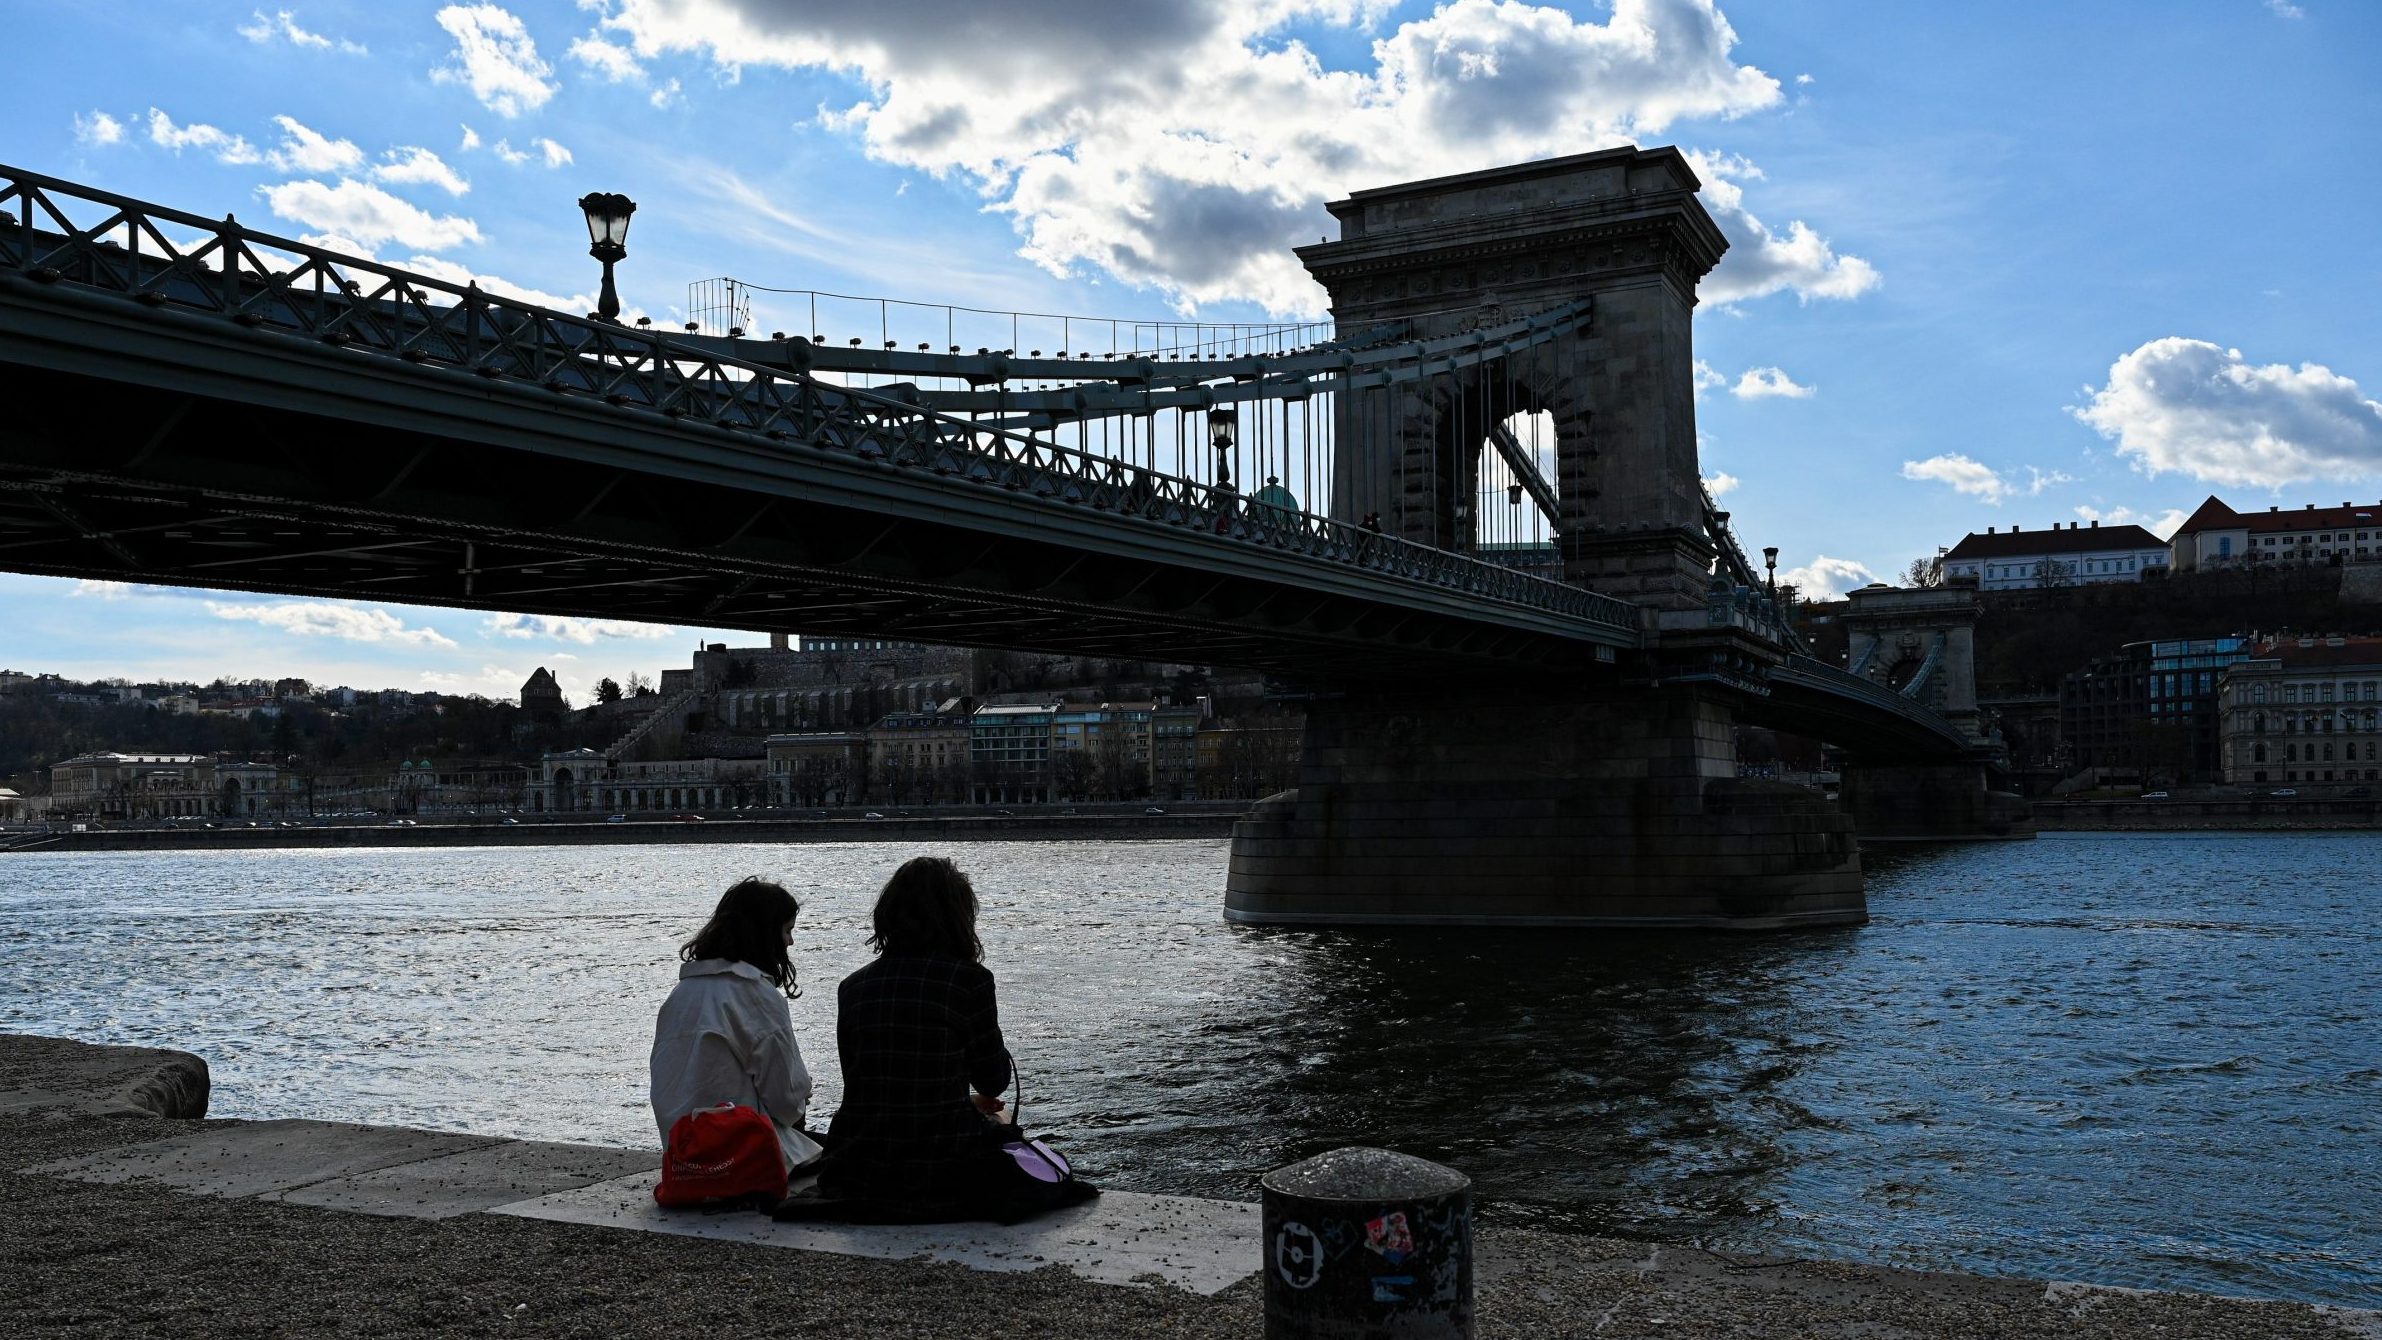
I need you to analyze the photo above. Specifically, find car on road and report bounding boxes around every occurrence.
[501,817,520,825]
[2268,788,2298,798]
[1143,806,1167,815]
[386,818,417,827]
[994,808,1014,816]
[863,811,885,819]
[606,814,627,823]
[2141,791,2169,800]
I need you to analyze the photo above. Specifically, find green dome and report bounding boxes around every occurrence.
[1251,477,1299,519]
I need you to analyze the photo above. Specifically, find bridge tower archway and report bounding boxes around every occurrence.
[1299,144,1727,611]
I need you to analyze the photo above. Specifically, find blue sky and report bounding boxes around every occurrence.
[5,0,2380,702]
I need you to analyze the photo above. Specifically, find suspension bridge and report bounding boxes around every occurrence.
[0,145,2029,928]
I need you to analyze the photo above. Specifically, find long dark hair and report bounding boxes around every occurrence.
[868,856,983,962]
[681,877,801,997]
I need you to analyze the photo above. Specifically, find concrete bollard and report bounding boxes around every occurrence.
[1260,1147,1472,1338]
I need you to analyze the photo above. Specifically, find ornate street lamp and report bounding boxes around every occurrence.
[576,191,637,322]
[1762,545,1779,595]
[1207,408,1238,491]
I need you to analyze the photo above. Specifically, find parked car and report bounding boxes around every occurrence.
[2268,788,2299,798]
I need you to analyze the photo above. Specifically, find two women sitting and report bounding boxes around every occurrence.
[649,856,1087,1221]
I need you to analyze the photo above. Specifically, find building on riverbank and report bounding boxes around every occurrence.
[2060,637,2254,783]
[45,751,298,820]
[2216,635,2382,786]
[2170,495,2382,571]
[1939,520,2168,590]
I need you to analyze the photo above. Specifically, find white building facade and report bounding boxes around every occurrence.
[1939,521,2169,591]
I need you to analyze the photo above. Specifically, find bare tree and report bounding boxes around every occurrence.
[1902,555,1944,588]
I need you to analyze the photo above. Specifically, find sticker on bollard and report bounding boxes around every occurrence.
[1260,1146,1472,1338]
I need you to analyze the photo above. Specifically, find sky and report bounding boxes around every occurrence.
[5,0,2381,703]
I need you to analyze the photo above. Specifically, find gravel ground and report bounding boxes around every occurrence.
[7,1109,2374,1340]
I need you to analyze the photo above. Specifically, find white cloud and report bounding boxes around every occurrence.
[534,136,574,168]
[594,0,1857,315]
[1692,359,1727,397]
[1732,365,1813,398]
[395,254,618,317]
[73,110,125,146]
[490,139,533,165]
[147,109,261,164]
[570,33,646,81]
[2073,337,2382,489]
[460,123,483,151]
[1688,151,1880,305]
[206,601,457,648]
[239,9,367,54]
[70,579,136,600]
[259,178,483,251]
[650,77,683,109]
[433,3,559,118]
[2266,0,2305,17]
[1778,554,1874,600]
[2073,505,2192,540]
[1702,471,1740,498]
[267,115,364,173]
[1900,453,2071,504]
[486,612,675,644]
[375,146,471,196]
[1794,72,1813,85]
[418,664,542,699]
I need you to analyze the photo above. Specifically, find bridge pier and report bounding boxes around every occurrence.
[1224,687,1864,928]
[1838,761,2035,842]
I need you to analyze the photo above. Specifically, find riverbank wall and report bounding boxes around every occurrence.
[7,1033,2376,1339]
[2032,797,2382,831]
[0,810,1241,854]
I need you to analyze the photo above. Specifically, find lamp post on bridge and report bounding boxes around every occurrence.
[1763,545,1779,596]
[1208,408,1238,492]
[577,191,637,323]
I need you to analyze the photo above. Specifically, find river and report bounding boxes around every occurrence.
[1,832,2374,1306]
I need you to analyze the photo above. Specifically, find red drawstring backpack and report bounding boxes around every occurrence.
[654,1103,788,1208]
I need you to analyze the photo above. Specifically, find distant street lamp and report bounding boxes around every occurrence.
[1208,408,1238,491]
[1762,545,1779,595]
[577,191,637,322]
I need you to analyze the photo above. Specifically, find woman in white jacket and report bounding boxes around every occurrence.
[649,877,823,1173]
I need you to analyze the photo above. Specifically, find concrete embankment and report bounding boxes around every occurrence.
[2034,798,2382,831]
[5,1034,2375,1338]
[2,810,1240,855]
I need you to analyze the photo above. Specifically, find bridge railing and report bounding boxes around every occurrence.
[0,162,1640,640]
[1774,654,1970,745]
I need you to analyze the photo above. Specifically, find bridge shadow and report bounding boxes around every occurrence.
[1189,922,1868,1239]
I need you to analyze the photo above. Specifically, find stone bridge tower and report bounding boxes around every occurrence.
[1296,145,1725,610]
[1835,582,2033,841]
[1228,147,1869,930]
